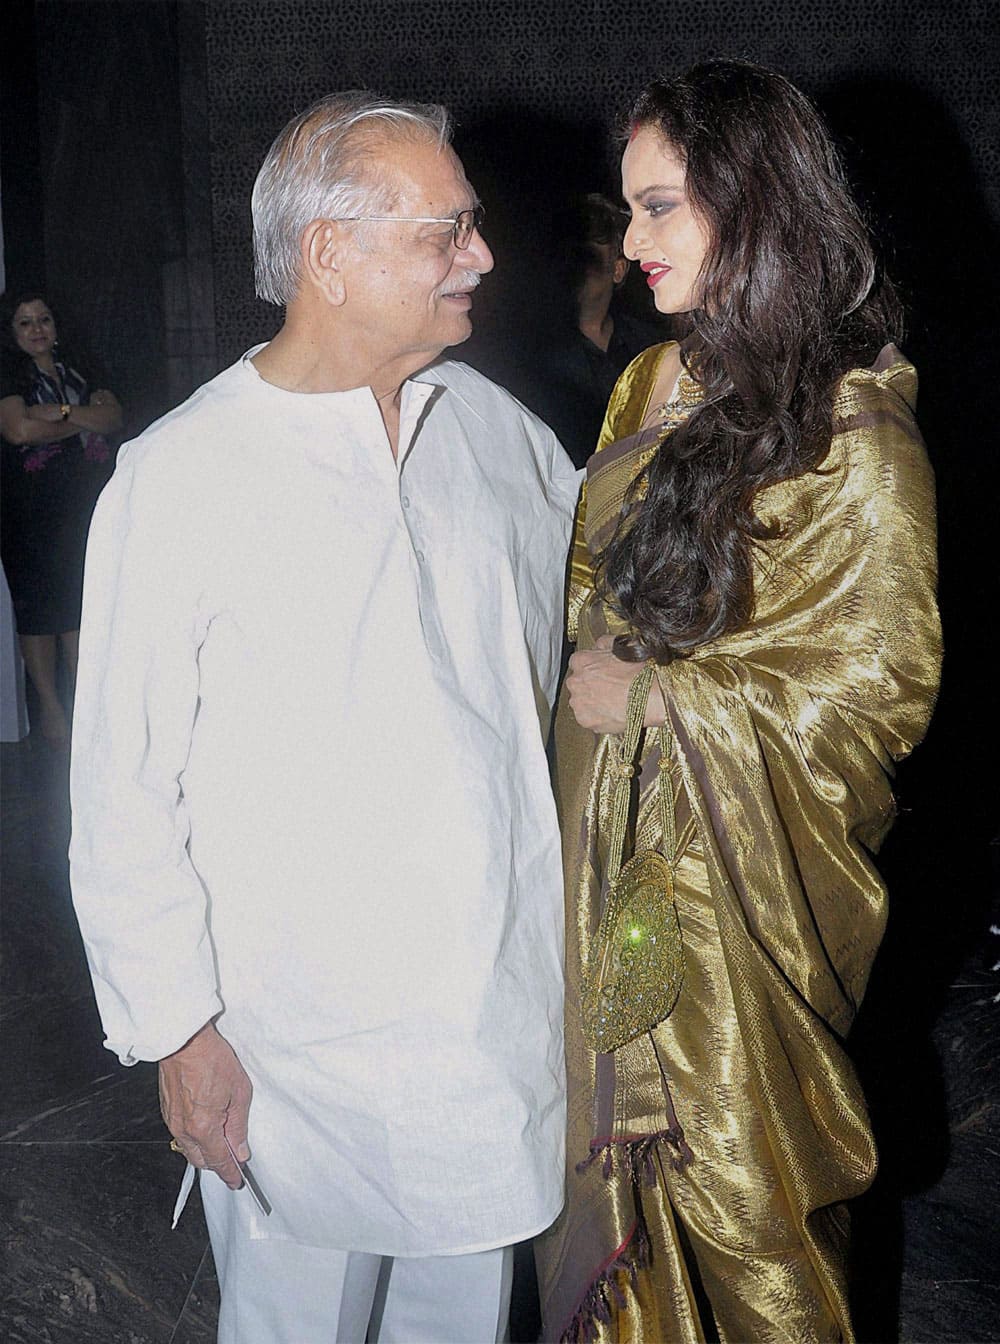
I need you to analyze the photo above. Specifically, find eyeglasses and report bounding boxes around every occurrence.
[330,204,485,250]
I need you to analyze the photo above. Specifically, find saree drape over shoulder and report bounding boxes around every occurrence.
[535,343,941,1343]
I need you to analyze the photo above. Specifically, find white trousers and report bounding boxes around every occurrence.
[201,1173,515,1343]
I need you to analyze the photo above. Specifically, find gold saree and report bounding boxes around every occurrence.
[535,343,941,1343]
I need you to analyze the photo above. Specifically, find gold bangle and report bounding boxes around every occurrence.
[59,403,71,420]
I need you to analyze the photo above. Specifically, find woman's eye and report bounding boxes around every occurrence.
[646,200,675,218]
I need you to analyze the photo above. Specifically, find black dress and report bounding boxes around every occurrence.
[1,356,114,634]
[521,308,664,468]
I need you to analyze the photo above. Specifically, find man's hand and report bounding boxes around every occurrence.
[158,1021,253,1190]
[565,634,666,735]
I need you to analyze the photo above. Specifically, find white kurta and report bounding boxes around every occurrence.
[69,350,581,1255]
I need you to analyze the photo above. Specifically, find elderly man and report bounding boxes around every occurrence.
[70,93,579,1343]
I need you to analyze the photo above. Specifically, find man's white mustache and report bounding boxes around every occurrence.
[444,273,482,294]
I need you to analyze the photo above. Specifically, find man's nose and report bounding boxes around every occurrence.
[462,226,494,275]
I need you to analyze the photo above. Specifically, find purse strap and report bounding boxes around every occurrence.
[605,662,676,888]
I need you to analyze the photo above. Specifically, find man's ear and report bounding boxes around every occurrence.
[612,255,629,287]
[300,219,348,306]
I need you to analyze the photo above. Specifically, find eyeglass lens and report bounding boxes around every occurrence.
[455,206,484,249]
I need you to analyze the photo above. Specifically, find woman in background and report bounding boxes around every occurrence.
[1,294,122,742]
[535,61,941,1343]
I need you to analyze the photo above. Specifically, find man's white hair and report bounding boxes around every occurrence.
[252,92,453,306]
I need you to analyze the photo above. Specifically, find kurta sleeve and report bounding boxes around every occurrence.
[69,442,222,1064]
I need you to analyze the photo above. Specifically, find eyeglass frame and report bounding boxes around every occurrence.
[328,204,485,250]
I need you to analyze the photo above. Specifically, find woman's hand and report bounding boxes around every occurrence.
[1,396,79,445]
[565,634,666,734]
[72,390,124,436]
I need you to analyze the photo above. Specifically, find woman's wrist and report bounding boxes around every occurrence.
[26,403,64,423]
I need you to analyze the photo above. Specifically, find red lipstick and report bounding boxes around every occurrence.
[640,262,671,288]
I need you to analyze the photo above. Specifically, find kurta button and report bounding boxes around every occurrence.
[401,495,411,509]
[416,549,425,563]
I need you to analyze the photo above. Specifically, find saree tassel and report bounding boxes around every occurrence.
[609,1274,628,1310]
[559,1219,653,1343]
[573,1141,615,1179]
[574,1145,602,1176]
[576,1126,692,1184]
[595,1290,612,1325]
[663,1123,694,1172]
[627,1135,660,1187]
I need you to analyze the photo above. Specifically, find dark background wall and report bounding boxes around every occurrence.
[203,0,1000,365]
[1,0,216,431]
[2,3,998,1333]
[5,2,997,478]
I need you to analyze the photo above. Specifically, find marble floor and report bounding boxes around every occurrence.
[2,733,997,1342]
[1,737,217,1342]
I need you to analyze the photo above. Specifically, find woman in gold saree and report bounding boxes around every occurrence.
[535,61,941,1343]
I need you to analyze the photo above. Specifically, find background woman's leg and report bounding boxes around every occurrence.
[19,632,67,740]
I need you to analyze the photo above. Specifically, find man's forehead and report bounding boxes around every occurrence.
[381,136,474,208]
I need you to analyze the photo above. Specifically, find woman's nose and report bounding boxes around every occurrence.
[623,216,643,260]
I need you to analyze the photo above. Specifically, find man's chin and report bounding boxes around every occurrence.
[440,313,474,348]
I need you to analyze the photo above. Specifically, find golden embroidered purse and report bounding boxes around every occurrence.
[581,662,684,1053]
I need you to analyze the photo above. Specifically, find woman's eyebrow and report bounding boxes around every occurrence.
[631,183,685,201]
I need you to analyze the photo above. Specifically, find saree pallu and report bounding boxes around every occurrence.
[536,342,941,1343]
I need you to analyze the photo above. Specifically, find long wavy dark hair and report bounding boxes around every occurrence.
[598,60,902,661]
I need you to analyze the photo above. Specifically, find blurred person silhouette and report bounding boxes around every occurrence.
[1,293,122,742]
[527,193,662,467]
